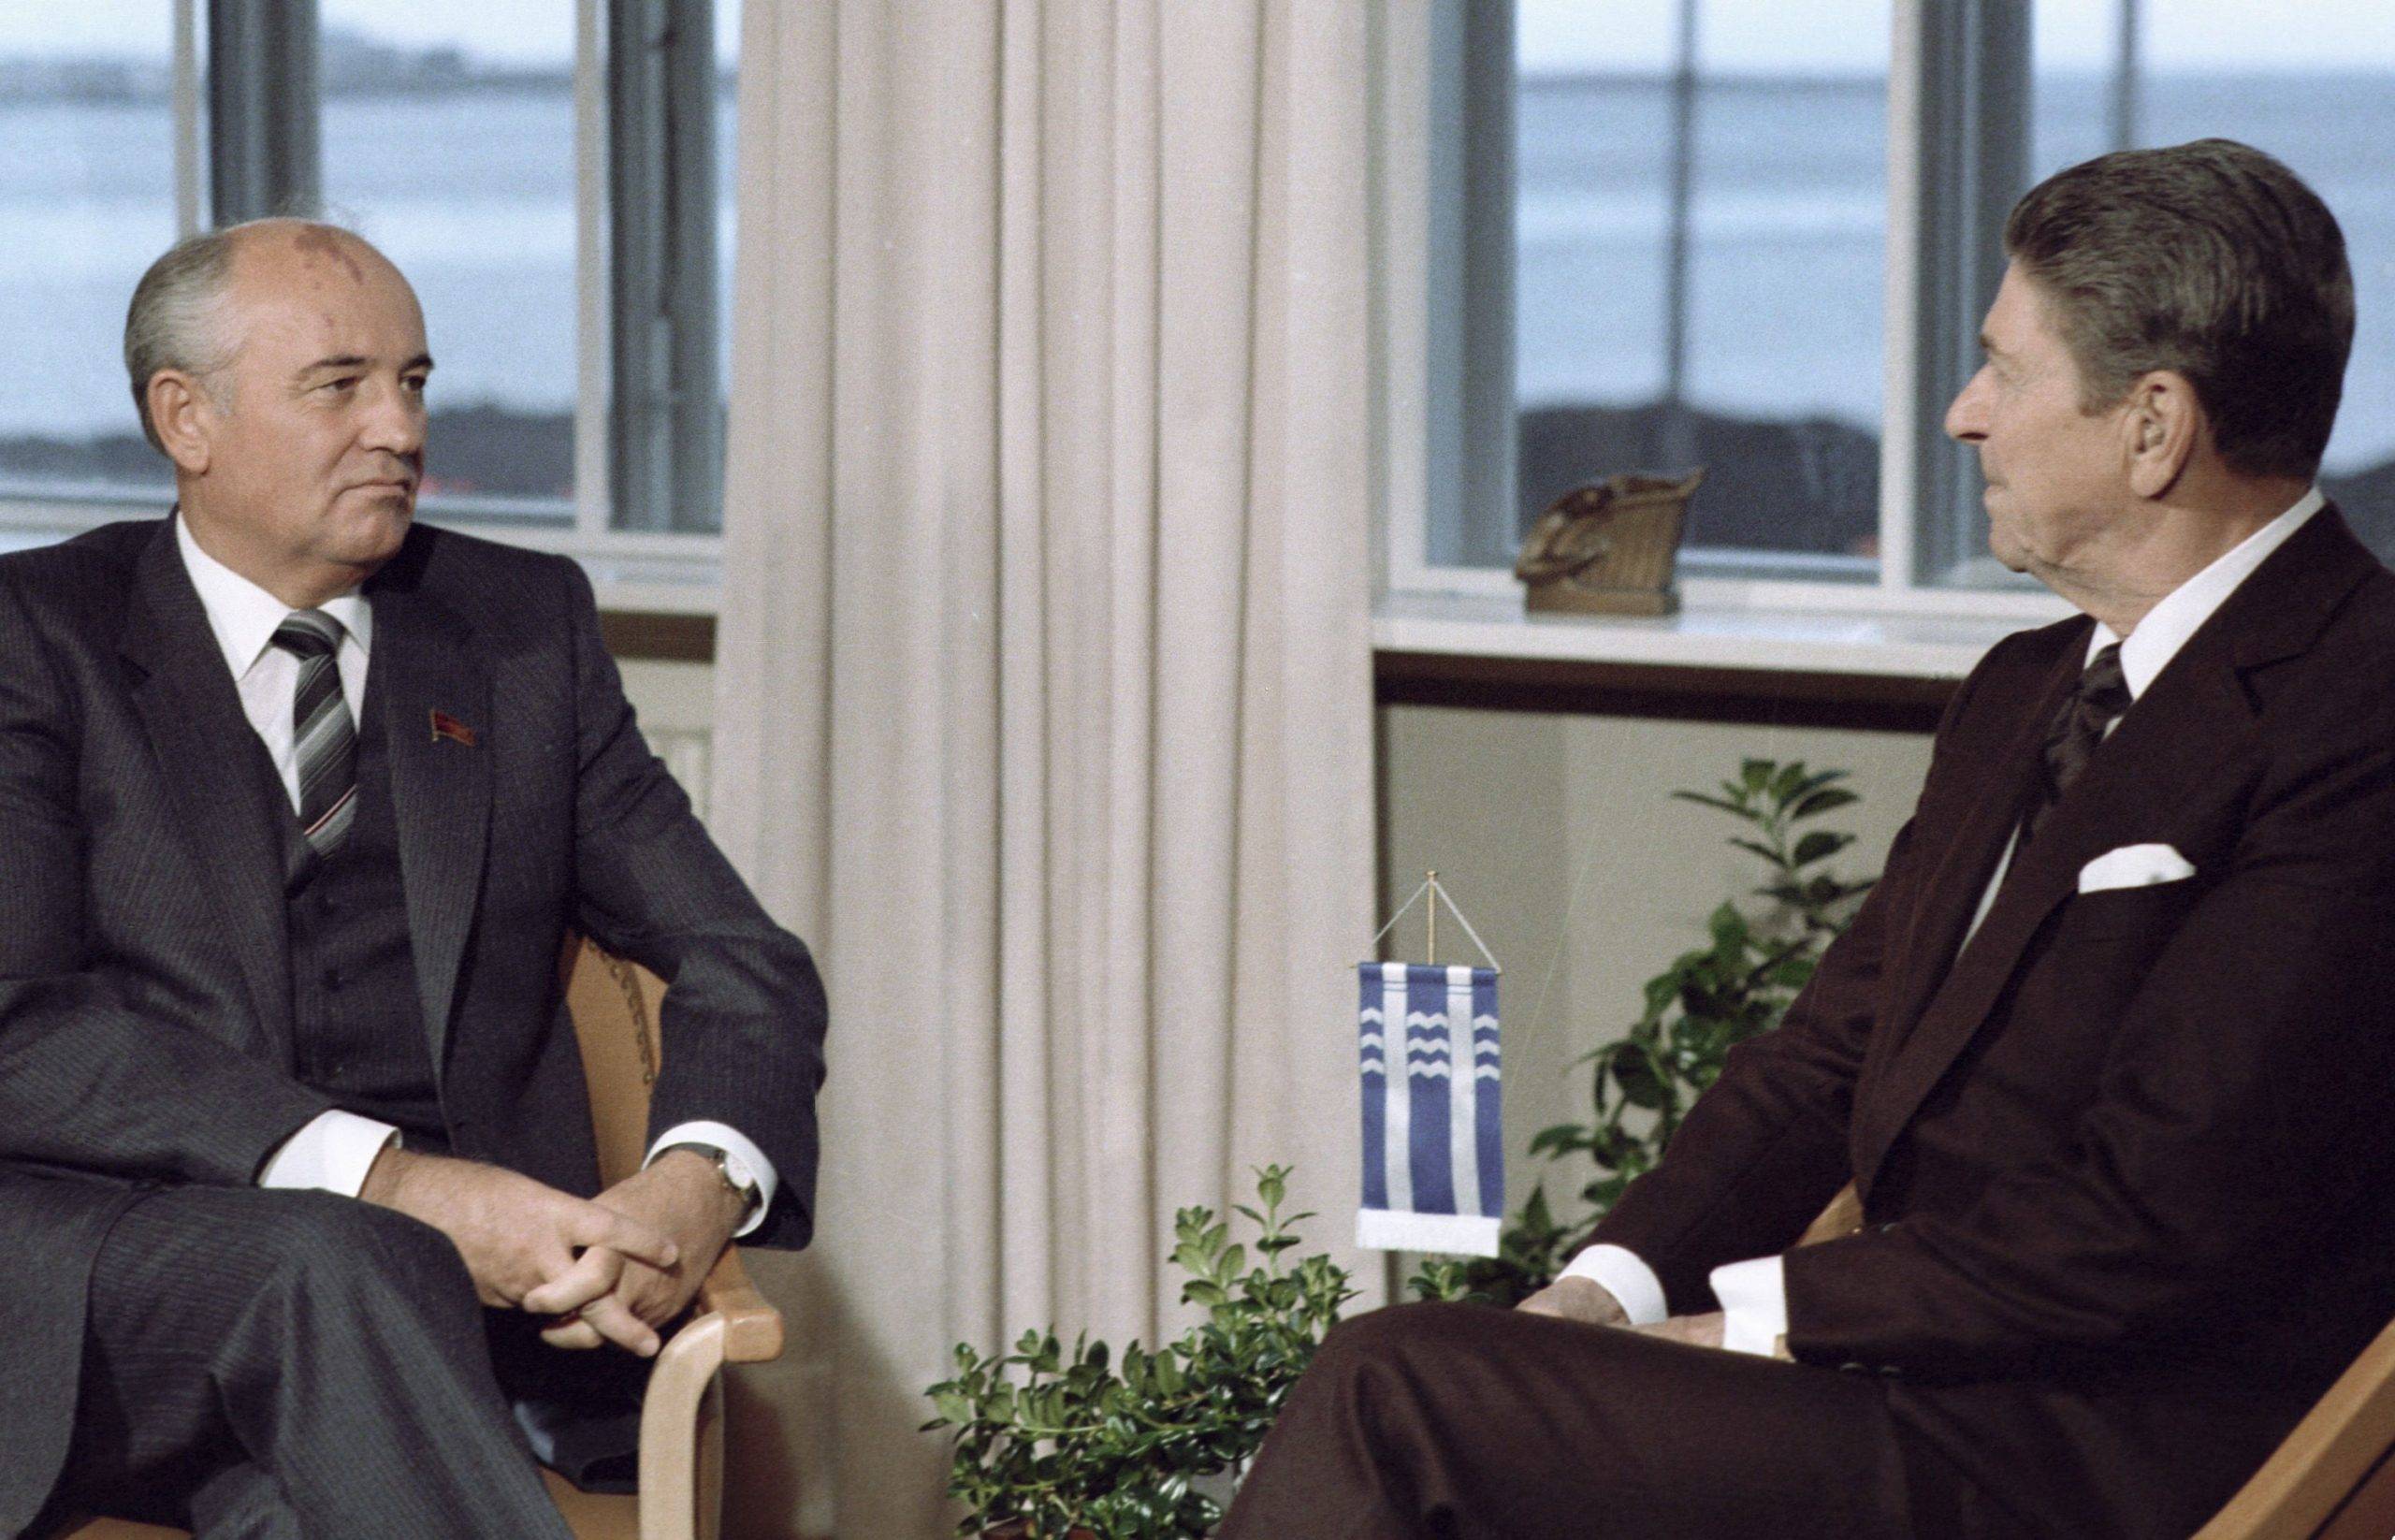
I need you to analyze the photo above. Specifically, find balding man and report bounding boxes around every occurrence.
[0,220,826,1537]
[1226,140,2395,1539]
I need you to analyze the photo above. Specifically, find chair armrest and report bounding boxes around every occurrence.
[2195,1310,2395,1539]
[694,1243,784,1364]
[1794,1183,1864,1248]
[637,1245,787,1540]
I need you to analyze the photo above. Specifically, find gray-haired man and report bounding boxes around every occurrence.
[0,219,825,1537]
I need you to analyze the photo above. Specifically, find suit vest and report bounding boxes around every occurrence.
[277,671,445,1141]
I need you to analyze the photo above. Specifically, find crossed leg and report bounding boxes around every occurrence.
[1219,1302,2001,1540]
[46,1185,576,1540]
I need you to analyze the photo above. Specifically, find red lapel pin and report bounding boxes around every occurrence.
[430,710,478,748]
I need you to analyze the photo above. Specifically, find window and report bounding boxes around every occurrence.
[319,4,580,520]
[1513,0,1890,574]
[1405,1,2395,603]
[0,0,733,548]
[0,2,185,511]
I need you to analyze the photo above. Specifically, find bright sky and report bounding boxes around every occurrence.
[1,1,739,65]
[1520,0,2395,74]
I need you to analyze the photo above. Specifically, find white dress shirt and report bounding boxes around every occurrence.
[175,516,777,1235]
[1560,488,2326,1353]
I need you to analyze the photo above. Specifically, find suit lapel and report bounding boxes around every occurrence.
[368,568,491,1082]
[116,521,297,1063]
[1874,632,2083,1065]
[1852,507,2380,1192]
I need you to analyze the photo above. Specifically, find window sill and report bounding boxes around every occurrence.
[1374,588,2048,681]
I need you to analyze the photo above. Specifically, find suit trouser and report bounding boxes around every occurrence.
[34,1185,580,1540]
[1218,1302,2029,1540]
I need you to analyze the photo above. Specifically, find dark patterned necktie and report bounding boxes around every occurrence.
[271,609,357,857]
[2019,641,2131,853]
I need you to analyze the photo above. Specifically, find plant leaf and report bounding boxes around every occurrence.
[1791,786,1859,820]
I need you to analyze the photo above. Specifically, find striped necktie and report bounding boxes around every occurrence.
[271,609,358,857]
[2019,641,2131,853]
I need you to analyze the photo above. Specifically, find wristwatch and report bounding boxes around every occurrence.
[660,1140,762,1224]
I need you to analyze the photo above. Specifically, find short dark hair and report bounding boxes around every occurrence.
[2003,138,2353,480]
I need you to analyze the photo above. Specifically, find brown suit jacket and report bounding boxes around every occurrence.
[1592,506,2395,1537]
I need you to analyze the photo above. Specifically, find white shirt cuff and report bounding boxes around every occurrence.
[1708,1254,1791,1357]
[1558,1242,1669,1326]
[257,1110,400,1197]
[646,1120,778,1239]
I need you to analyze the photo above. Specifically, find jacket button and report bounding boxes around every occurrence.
[1837,1360,1867,1373]
[1878,1365,1904,1378]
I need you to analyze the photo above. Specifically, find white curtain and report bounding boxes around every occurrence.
[708,3,1383,1534]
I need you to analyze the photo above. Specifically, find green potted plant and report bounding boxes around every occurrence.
[924,1166,1354,1539]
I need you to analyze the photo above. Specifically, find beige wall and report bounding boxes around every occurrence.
[617,657,1937,1535]
[1376,701,1933,1228]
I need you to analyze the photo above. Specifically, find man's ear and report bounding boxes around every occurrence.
[147,370,215,476]
[2124,370,2199,500]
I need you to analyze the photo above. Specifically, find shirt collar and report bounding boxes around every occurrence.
[2086,487,2324,698]
[173,511,374,681]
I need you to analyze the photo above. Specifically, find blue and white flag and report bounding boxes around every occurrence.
[1356,962,1502,1256]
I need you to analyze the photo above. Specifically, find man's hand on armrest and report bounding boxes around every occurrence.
[528,1150,745,1354]
[359,1144,679,1357]
[1517,1275,1632,1326]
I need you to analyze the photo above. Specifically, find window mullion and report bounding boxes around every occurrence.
[172,0,204,238]
[608,0,722,533]
[207,0,320,224]
[1907,0,2027,588]
[577,0,612,539]
[1447,0,1515,569]
[1878,0,1926,593]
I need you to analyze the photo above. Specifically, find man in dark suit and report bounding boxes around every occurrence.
[1224,139,2395,1538]
[0,219,826,1536]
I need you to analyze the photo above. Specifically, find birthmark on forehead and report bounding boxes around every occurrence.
[290,225,366,284]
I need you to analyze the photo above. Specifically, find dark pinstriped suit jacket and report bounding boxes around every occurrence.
[1589,507,2395,1538]
[0,516,827,1535]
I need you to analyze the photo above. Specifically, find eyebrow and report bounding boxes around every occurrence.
[298,353,435,375]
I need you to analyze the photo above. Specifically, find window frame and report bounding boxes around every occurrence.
[1379,0,2077,676]
[0,0,729,594]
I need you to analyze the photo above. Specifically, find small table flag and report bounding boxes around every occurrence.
[1357,875,1503,1257]
[1356,963,1502,1256]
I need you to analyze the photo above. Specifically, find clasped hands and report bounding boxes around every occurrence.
[360,1145,745,1358]
[1518,1274,1785,1358]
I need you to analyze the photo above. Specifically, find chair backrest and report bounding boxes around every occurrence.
[558,935,668,1187]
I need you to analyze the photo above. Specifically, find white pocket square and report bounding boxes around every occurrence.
[2077,843,2197,893]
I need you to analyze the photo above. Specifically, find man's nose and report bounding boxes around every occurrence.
[1945,369,1990,443]
[361,382,426,456]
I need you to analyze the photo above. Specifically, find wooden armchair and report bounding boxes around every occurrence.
[59,937,784,1540]
[1796,1183,2395,1539]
